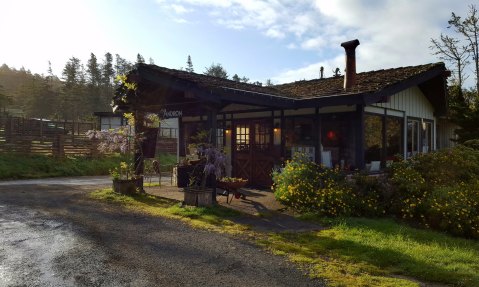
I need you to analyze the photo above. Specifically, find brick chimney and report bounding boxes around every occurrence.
[341,39,360,91]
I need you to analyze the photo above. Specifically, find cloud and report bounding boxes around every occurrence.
[170,4,191,14]
[155,0,470,83]
[272,54,344,84]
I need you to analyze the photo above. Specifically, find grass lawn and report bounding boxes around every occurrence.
[0,153,122,179]
[89,189,479,287]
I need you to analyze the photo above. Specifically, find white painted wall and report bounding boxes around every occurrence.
[373,86,435,120]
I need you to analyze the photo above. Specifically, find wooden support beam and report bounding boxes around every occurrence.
[355,104,365,169]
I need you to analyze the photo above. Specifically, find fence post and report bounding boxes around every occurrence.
[52,134,65,157]
[89,138,99,158]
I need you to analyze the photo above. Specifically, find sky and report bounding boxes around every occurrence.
[0,0,473,85]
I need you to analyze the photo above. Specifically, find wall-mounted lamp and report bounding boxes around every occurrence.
[225,123,231,134]
[273,122,280,133]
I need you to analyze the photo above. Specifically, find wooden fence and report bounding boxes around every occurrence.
[0,116,98,157]
[0,116,178,157]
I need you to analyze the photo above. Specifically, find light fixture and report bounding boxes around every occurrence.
[273,122,280,132]
[225,123,231,134]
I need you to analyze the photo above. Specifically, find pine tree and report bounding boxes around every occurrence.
[148,57,155,65]
[115,54,133,77]
[232,74,240,82]
[61,57,86,119]
[86,53,102,111]
[185,55,194,72]
[100,52,115,111]
[204,63,228,79]
[136,53,145,64]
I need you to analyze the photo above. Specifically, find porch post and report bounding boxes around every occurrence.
[207,108,218,202]
[134,110,145,192]
[315,107,321,164]
[355,104,365,169]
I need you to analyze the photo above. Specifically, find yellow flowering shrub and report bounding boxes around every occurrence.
[426,181,479,238]
[388,145,479,238]
[273,154,367,216]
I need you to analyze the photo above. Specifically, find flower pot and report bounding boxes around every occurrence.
[184,187,214,206]
[112,177,143,195]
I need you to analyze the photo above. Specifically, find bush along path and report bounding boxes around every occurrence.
[270,145,479,286]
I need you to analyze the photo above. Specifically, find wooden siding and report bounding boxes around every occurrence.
[437,118,458,149]
[221,103,265,112]
[284,108,315,116]
[373,86,435,120]
[233,111,272,119]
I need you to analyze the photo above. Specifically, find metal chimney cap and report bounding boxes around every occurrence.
[341,39,360,49]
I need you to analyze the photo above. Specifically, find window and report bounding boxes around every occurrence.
[254,123,270,151]
[407,118,433,157]
[407,119,420,157]
[216,127,224,148]
[422,122,432,153]
[386,117,403,160]
[364,114,403,166]
[100,116,123,130]
[364,114,383,162]
[235,124,250,151]
[285,117,314,158]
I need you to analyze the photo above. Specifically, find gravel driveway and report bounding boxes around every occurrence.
[0,179,324,286]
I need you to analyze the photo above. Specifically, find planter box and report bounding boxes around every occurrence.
[184,188,214,207]
[112,177,143,195]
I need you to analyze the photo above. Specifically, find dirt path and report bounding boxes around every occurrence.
[0,181,324,286]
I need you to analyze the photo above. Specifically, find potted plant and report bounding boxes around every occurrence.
[183,144,226,206]
[86,120,145,195]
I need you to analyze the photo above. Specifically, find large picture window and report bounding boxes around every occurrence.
[407,118,433,157]
[386,117,403,160]
[284,117,314,158]
[364,114,403,167]
[364,114,383,162]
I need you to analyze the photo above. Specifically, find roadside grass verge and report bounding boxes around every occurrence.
[259,216,479,287]
[0,153,122,179]
[89,188,248,234]
[89,189,479,287]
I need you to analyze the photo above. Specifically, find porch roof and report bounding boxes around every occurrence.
[114,62,449,115]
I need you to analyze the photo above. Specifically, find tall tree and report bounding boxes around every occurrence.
[448,4,479,94]
[86,53,102,111]
[148,57,155,65]
[204,63,228,79]
[136,53,145,64]
[232,74,240,82]
[100,52,115,111]
[0,84,12,114]
[101,52,115,87]
[430,34,470,89]
[185,55,194,72]
[115,54,133,77]
[61,57,86,119]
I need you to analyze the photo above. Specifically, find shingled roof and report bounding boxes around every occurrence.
[135,62,446,99]
[275,62,447,99]
[117,62,447,113]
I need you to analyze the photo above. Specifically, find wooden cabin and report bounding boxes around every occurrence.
[113,40,452,188]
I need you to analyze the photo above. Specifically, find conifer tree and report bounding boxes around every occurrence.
[185,55,194,72]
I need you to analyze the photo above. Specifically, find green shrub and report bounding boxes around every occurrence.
[426,181,479,239]
[349,173,386,217]
[272,154,353,216]
[387,146,479,238]
[410,146,479,188]
[388,161,429,221]
[463,139,479,150]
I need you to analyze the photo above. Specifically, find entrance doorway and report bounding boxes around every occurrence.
[232,120,274,187]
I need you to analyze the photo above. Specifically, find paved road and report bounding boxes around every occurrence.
[0,179,324,286]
